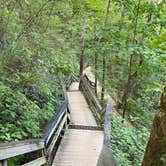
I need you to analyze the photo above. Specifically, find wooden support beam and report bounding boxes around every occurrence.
[0,139,44,161]
[81,75,102,112]
[103,104,112,146]
[0,160,7,166]
[46,114,67,158]
[21,156,46,166]
[69,125,103,131]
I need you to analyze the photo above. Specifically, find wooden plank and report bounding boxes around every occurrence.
[103,104,112,146]
[67,91,97,126]
[69,82,79,91]
[0,139,44,160]
[0,160,7,166]
[42,100,68,142]
[84,74,95,88]
[47,114,67,157]
[21,156,46,166]
[44,110,66,145]
[52,129,103,166]
[81,76,102,113]
[69,125,103,131]
[71,74,79,82]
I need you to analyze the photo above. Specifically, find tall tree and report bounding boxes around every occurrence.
[142,85,166,166]
[101,0,111,101]
[79,18,86,78]
[121,0,142,119]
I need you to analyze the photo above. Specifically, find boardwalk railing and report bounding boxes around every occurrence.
[97,104,117,166]
[0,73,117,166]
[66,73,79,89]
[84,74,95,89]
[80,74,117,166]
[0,100,70,166]
[0,74,77,166]
[80,74,103,124]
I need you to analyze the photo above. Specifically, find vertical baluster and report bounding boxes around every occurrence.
[0,160,7,166]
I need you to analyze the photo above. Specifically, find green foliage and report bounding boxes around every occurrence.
[0,0,165,165]
[0,0,79,143]
[0,84,41,141]
[111,116,149,166]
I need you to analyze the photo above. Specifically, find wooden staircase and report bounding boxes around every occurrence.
[52,82,103,166]
[0,74,116,166]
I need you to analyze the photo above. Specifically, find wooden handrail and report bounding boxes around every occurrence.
[97,104,117,166]
[0,99,70,166]
[80,74,103,124]
[84,74,95,88]
[0,139,44,161]
[0,73,116,166]
[81,75,102,112]
[66,73,79,89]
[103,104,112,146]
[80,75,117,165]
[0,73,78,165]
[42,100,68,143]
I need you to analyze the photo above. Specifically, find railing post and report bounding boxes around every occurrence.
[65,108,68,129]
[97,104,117,166]
[0,160,7,166]
[103,104,111,146]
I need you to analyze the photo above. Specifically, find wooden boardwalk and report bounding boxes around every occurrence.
[52,82,104,166]
[0,75,116,166]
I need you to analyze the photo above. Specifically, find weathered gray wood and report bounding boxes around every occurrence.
[103,104,112,146]
[97,145,117,166]
[66,74,79,89]
[47,114,68,157]
[84,74,95,88]
[69,125,103,131]
[67,91,97,126]
[45,110,66,145]
[53,129,103,166]
[21,156,46,166]
[97,104,117,166]
[0,160,7,166]
[42,100,68,144]
[81,75,102,112]
[0,139,44,160]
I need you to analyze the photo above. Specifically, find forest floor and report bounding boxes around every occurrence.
[83,66,133,128]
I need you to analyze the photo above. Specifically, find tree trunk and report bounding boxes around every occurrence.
[101,0,111,101]
[95,50,98,95]
[79,18,86,78]
[101,53,106,101]
[142,85,166,166]
[120,0,141,118]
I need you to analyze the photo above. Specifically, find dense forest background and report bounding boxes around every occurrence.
[0,0,165,165]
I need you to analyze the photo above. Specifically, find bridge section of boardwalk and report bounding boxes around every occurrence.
[0,74,116,166]
[52,82,104,166]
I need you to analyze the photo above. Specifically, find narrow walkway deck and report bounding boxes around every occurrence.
[52,82,103,166]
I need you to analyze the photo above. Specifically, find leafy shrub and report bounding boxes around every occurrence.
[0,84,41,141]
[111,116,149,166]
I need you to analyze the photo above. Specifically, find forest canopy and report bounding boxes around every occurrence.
[0,0,165,165]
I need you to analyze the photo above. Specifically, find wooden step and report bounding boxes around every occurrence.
[52,129,103,166]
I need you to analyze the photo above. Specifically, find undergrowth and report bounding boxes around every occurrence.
[111,115,149,166]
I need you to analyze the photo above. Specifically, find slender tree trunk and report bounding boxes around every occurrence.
[79,18,86,77]
[104,0,111,26]
[79,18,86,90]
[121,0,141,119]
[93,18,98,95]
[101,0,111,101]
[118,3,125,32]
[95,49,98,95]
[101,53,106,101]
[142,85,166,166]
